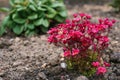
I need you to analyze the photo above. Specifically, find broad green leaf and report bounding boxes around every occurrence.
[34,18,43,26]
[17,7,26,11]
[46,13,56,18]
[42,19,49,27]
[54,15,65,22]
[9,0,15,6]
[29,5,37,11]
[51,3,64,8]
[47,7,57,14]
[45,6,57,18]
[42,5,57,15]
[37,7,46,11]
[14,0,23,3]
[27,31,36,36]
[38,12,45,18]
[13,25,24,35]
[1,16,10,26]
[29,0,37,7]
[25,30,36,36]
[0,26,6,36]
[28,13,38,20]
[29,0,35,4]
[59,11,67,17]
[0,8,10,12]
[41,26,48,33]
[7,20,14,29]
[12,13,26,24]
[0,16,12,35]
[41,0,48,4]
[15,5,22,8]
[27,24,34,29]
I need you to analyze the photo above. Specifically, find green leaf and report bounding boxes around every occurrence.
[37,7,46,11]
[41,26,48,33]
[0,26,6,36]
[51,3,64,8]
[54,15,65,22]
[25,30,36,36]
[12,13,26,24]
[46,13,56,18]
[13,25,24,35]
[45,6,57,18]
[7,20,14,29]
[34,18,43,26]
[27,24,34,30]
[29,0,36,7]
[15,5,22,8]
[41,0,48,4]
[42,19,49,27]
[47,7,57,14]
[29,0,35,4]
[28,13,38,20]
[0,16,11,35]
[29,5,37,11]
[17,7,26,11]
[38,12,45,18]
[59,10,67,17]
[9,0,15,6]
[1,16,10,26]
[0,8,10,12]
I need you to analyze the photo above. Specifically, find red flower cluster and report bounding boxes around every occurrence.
[97,66,107,75]
[48,13,116,57]
[48,13,115,76]
[92,61,110,75]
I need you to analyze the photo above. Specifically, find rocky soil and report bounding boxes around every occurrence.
[0,0,120,80]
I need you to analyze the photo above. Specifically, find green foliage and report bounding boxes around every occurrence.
[0,0,67,36]
[66,50,98,77]
[111,0,120,11]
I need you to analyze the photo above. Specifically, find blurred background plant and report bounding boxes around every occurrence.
[0,0,67,36]
[110,0,120,12]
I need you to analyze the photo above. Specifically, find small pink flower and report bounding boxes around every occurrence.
[73,13,78,18]
[48,35,57,43]
[92,28,98,33]
[92,62,100,67]
[104,62,110,67]
[112,19,116,23]
[86,14,91,19]
[65,19,71,23]
[79,13,86,17]
[64,50,71,57]
[97,67,107,75]
[72,48,80,56]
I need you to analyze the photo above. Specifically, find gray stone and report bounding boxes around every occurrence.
[75,76,89,80]
[110,53,120,63]
[0,70,5,76]
[38,72,48,80]
[47,54,59,66]
[15,37,21,42]
[108,73,117,80]
[116,69,120,76]
[0,77,3,80]
[116,64,120,69]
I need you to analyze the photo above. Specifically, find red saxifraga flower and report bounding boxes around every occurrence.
[48,13,116,75]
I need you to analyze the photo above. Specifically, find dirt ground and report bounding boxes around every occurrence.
[0,0,120,80]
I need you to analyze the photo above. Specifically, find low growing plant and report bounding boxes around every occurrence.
[111,0,120,11]
[0,0,67,36]
[48,13,116,77]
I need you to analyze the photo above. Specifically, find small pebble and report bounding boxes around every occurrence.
[60,62,67,69]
